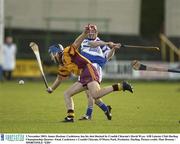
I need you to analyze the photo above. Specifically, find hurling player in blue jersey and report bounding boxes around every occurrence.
[79,24,117,120]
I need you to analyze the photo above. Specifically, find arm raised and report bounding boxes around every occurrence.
[73,25,90,49]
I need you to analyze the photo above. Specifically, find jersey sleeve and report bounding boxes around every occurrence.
[68,44,78,56]
[58,63,81,77]
[58,66,71,77]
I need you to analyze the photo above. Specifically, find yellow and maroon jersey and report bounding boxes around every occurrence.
[58,44,91,77]
[58,44,100,86]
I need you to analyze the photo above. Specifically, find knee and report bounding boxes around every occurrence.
[95,99,102,105]
[64,90,71,98]
[90,91,100,99]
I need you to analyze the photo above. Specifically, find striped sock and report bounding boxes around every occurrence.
[67,109,74,118]
[112,83,122,91]
[85,106,93,118]
[96,102,108,112]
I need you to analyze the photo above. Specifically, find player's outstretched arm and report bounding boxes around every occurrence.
[106,42,121,60]
[47,75,67,93]
[88,41,108,47]
[89,41,121,48]
[88,41,121,60]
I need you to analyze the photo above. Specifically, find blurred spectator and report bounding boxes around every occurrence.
[2,36,17,80]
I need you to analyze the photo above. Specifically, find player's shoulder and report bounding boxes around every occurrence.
[64,45,75,51]
[63,45,70,52]
[63,44,77,56]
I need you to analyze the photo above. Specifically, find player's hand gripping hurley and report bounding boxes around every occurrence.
[132,60,180,73]
[29,42,49,88]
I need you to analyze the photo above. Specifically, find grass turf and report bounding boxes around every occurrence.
[0,80,180,133]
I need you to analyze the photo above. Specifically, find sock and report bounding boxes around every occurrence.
[96,102,108,112]
[112,83,122,91]
[85,106,93,118]
[67,109,74,118]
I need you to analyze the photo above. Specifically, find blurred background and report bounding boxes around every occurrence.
[0,0,180,80]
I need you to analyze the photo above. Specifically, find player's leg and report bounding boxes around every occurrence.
[79,90,94,120]
[79,91,112,120]
[92,64,112,120]
[95,99,112,120]
[79,63,133,120]
[87,80,133,99]
[80,81,121,120]
[90,63,112,120]
[63,81,85,122]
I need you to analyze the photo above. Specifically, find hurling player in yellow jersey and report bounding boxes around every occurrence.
[47,25,133,122]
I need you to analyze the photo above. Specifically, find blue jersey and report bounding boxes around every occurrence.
[80,37,111,68]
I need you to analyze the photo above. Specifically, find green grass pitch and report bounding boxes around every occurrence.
[0,80,180,133]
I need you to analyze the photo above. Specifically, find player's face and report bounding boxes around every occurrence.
[88,29,98,39]
[50,53,58,64]
[50,52,63,65]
